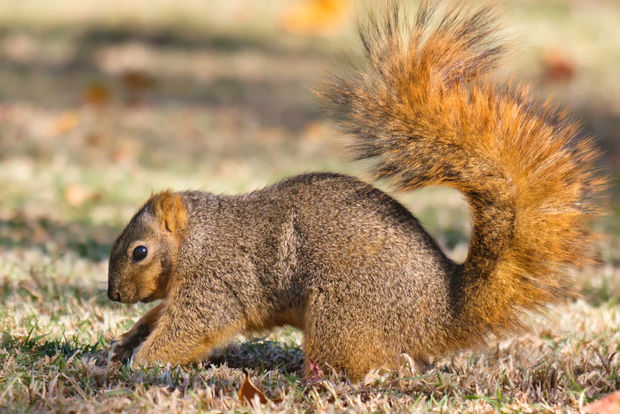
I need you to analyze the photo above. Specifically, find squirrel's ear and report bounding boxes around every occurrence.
[152,192,187,234]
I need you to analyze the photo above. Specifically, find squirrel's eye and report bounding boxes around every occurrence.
[132,245,148,262]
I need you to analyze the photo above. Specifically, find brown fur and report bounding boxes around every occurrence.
[107,1,605,381]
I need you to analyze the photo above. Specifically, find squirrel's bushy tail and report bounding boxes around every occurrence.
[320,2,605,343]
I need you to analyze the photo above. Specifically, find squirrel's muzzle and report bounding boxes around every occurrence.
[107,283,122,302]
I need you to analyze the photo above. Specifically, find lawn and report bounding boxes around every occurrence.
[0,0,618,412]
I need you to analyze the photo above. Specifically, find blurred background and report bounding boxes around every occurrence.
[0,0,618,287]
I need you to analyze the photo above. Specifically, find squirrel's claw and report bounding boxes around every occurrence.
[109,337,139,362]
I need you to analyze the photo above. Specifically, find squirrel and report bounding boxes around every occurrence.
[107,1,605,381]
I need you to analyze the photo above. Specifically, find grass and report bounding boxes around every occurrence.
[0,0,619,412]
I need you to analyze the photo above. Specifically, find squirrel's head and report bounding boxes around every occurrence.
[107,192,187,304]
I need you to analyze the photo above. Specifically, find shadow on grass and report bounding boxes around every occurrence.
[2,330,303,377]
[1,331,303,404]
[0,21,337,60]
[209,338,304,375]
[1,330,104,361]
[0,22,330,130]
[0,216,118,262]
[0,215,119,308]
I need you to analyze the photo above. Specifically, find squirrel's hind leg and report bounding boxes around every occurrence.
[302,294,400,382]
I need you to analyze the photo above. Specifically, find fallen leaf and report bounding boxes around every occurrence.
[121,70,155,106]
[584,390,620,413]
[238,373,268,405]
[49,111,79,136]
[281,0,349,35]
[541,48,576,82]
[64,184,100,207]
[302,121,326,143]
[83,82,111,107]
[85,133,106,148]
[121,70,155,91]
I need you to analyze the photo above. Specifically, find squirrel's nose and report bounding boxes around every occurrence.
[107,285,121,302]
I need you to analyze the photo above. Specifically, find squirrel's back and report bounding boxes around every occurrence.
[178,172,452,284]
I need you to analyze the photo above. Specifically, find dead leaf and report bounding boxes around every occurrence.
[121,70,155,106]
[121,70,155,91]
[64,184,100,207]
[83,82,111,107]
[541,48,576,82]
[302,121,326,143]
[49,111,79,136]
[85,133,106,148]
[281,0,349,35]
[238,373,268,405]
[584,390,620,413]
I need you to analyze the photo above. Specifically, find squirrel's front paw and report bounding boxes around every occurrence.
[110,324,150,362]
[110,330,145,362]
[110,339,137,362]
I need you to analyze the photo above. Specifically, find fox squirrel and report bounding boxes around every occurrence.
[107,1,605,381]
